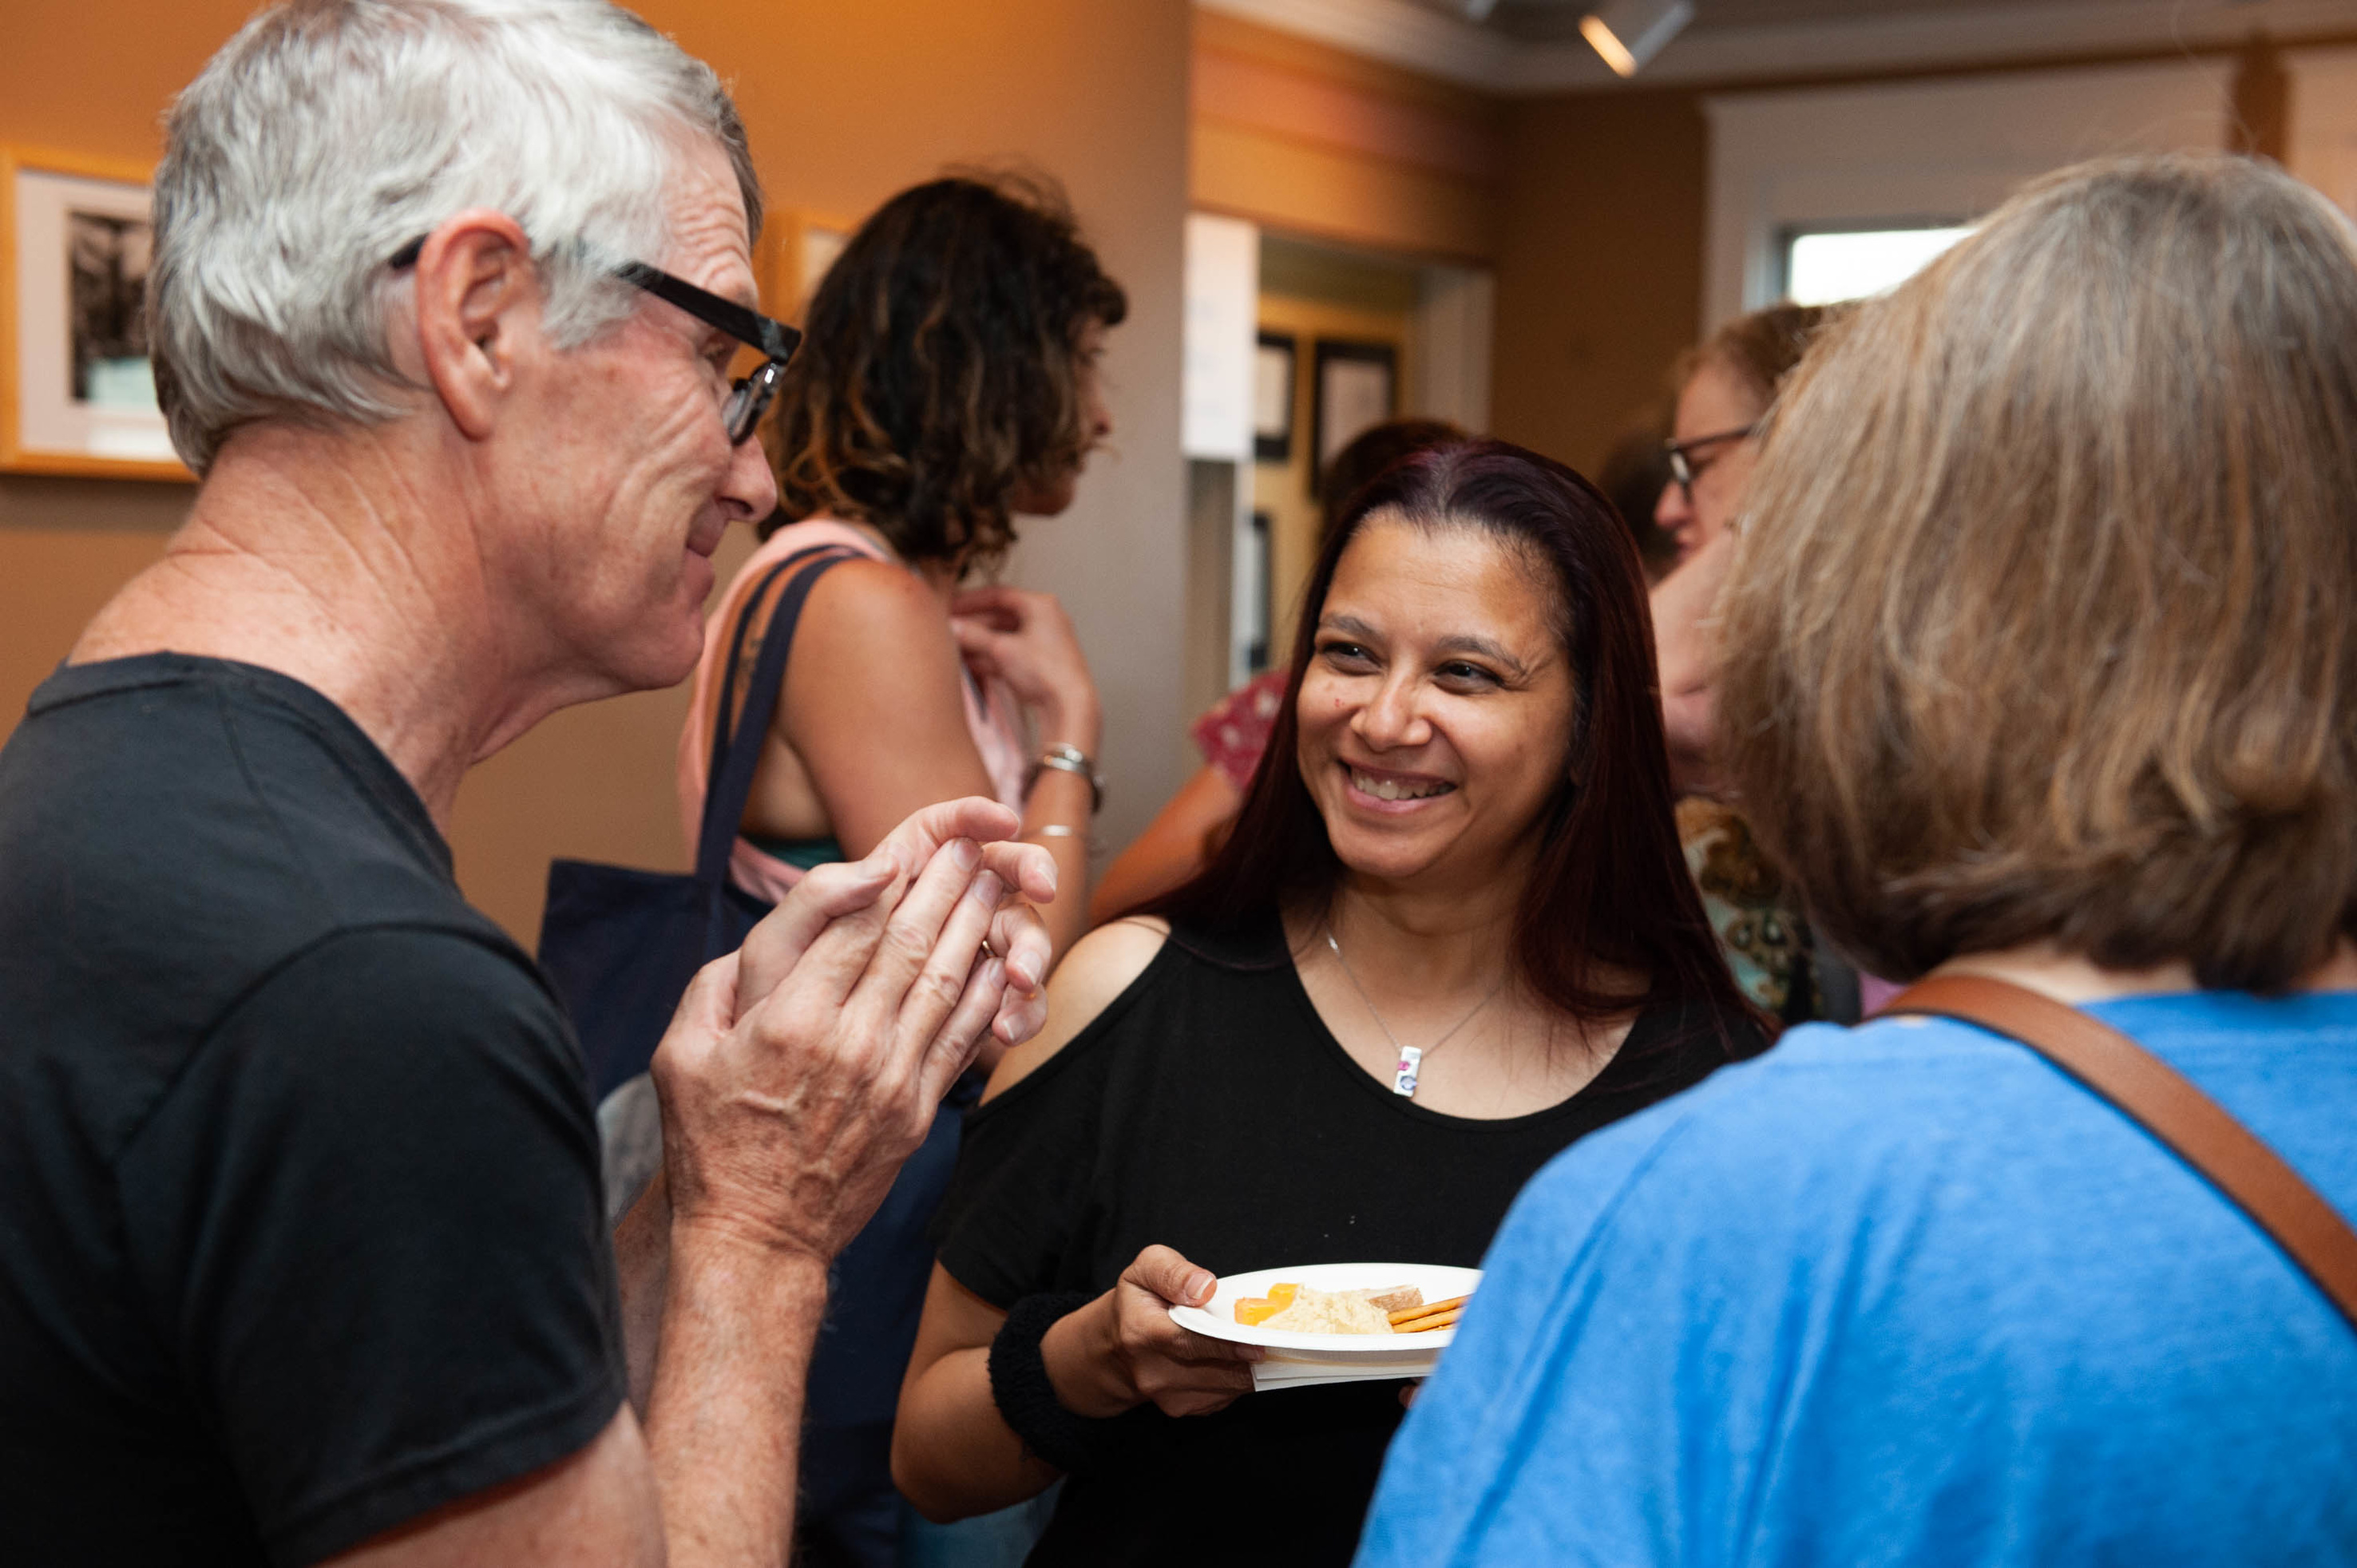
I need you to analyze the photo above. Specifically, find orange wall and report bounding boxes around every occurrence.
[1490,88,1707,476]
[0,0,1190,944]
[0,5,220,686]
[1191,10,1505,262]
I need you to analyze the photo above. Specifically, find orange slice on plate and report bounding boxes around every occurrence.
[1233,1281,1301,1325]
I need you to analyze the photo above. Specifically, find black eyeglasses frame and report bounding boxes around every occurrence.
[386,235,800,445]
[1663,422,1761,501]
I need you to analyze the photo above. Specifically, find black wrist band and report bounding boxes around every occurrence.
[988,1291,1110,1475]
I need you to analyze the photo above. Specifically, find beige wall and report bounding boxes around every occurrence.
[1,0,1190,944]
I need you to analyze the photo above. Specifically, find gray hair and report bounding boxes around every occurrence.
[149,0,760,473]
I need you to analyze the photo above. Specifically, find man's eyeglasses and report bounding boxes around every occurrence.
[387,235,801,445]
[1663,422,1761,503]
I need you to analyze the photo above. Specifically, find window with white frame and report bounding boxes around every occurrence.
[1780,223,1973,305]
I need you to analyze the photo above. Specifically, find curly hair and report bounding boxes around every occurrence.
[761,172,1127,567]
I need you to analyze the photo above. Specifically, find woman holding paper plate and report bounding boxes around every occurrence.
[895,440,1769,1562]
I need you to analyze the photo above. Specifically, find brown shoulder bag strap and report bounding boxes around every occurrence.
[1884,974,2357,1333]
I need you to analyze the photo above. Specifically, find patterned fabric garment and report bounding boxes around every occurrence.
[1677,798,1816,1022]
[675,518,1028,904]
[1190,667,1288,794]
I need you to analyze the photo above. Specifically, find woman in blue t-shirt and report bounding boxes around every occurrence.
[1358,153,2357,1566]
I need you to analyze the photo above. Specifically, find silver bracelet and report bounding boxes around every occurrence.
[1025,823,1086,839]
[1024,742,1103,814]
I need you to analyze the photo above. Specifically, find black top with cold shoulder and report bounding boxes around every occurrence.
[933,912,1766,1566]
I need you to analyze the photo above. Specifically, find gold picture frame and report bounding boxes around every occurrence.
[0,145,192,481]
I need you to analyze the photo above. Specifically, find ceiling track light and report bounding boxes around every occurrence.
[1579,0,1693,77]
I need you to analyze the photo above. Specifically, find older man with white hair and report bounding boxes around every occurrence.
[0,2,1058,1563]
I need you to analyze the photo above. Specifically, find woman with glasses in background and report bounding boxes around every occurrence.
[1650,303,1853,1025]
[1652,302,1842,785]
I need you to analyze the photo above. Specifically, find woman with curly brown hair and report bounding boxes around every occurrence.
[667,171,1126,1566]
[677,172,1123,970]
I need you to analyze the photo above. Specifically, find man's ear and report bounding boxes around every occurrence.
[407,210,537,443]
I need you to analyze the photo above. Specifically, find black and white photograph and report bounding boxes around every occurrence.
[2,151,181,475]
[66,210,155,410]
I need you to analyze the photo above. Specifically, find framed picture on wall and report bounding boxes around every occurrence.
[1311,338,1397,496]
[1244,509,1273,672]
[1253,331,1295,463]
[1,147,190,481]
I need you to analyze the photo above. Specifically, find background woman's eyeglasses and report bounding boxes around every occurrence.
[388,236,801,445]
[1663,422,1761,502]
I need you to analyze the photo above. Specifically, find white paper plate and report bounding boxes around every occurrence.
[1167,1261,1481,1357]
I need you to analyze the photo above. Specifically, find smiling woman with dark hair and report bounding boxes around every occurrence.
[891,439,1766,1565]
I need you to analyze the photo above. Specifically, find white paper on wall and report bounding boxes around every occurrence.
[1182,212,1258,461]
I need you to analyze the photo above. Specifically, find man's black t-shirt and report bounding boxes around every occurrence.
[0,655,624,1566]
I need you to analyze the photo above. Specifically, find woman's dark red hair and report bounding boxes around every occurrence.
[1144,438,1762,1059]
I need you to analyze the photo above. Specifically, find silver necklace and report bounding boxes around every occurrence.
[1324,929,1506,1098]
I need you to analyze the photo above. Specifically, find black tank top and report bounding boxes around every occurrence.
[933,911,1765,1566]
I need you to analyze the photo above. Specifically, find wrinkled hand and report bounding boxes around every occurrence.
[950,585,1099,747]
[736,798,1056,1051]
[653,820,1032,1262]
[1042,1245,1261,1420]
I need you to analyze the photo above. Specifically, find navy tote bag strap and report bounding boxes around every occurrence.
[693,544,861,895]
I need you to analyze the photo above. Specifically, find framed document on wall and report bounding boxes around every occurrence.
[1253,331,1295,463]
[2,146,190,481]
[1310,338,1396,496]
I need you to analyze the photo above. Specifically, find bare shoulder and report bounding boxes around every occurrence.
[980,917,1171,1103]
[779,556,970,740]
[794,556,957,655]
